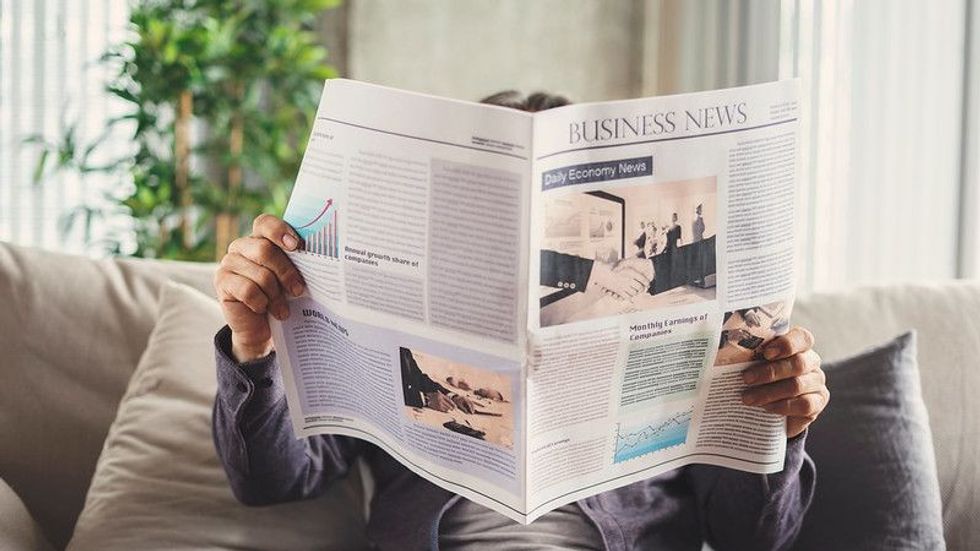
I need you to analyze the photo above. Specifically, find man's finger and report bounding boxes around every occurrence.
[618,269,649,295]
[229,237,305,297]
[218,272,271,315]
[609,281,637,298]
[760,390,828,417]
[786,416,811,438]
[762,325,815,360]
[742,349,821,386]
[252,213,302,251]
[221,253,289,319]
[742,370,825,406]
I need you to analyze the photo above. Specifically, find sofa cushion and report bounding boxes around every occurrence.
[67,281,368,550]
[795,282,980,549]
[0,242,214,548]
[793,331,944,550]
[0,477,55,551]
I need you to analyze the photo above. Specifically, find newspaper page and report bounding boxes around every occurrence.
[525,80,800,521]
[269,79,535,520]
[269,78,800,524]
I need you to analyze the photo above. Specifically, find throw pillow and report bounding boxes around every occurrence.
[67,282,368,550]
[793,331,944,550]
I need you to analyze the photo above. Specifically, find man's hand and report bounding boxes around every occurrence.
[425,391,455,413]
[740,326,828,438]
[590,261,650,299]
[614,256,654,284]
[213,214,306,363]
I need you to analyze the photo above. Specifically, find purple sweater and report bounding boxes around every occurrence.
[212,327,815,551]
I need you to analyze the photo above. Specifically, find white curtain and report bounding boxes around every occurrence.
[0,0,130,254]
[783,0,969,291]
[958,0,980,277]
[650,0,971,292]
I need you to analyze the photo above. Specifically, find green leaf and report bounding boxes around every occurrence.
[32,149,50,184]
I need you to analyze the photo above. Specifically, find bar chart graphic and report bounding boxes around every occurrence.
[302,207,339,258]
[612,409,692,464]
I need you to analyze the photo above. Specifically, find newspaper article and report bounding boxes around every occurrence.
[269,78,800,523]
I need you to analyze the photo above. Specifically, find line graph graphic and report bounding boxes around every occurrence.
[613,409,693,464]
[286,197,339,258]
[296,198,334,230]
[302,208,338,258]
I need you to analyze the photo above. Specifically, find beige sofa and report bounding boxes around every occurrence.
[1,241,978,549]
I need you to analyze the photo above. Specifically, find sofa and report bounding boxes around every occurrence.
[0,241,977,550]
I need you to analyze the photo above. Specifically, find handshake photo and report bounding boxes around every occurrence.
[589,256,655,300]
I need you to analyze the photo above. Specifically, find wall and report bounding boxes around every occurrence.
[346,0,647,103]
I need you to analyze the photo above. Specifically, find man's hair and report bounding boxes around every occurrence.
[480,90,571,112]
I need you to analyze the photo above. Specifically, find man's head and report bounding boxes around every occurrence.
[480,90,571,112]
[672,212,679,223]
[696,204,702,216]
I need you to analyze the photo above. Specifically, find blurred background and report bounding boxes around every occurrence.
[1,0,978,293]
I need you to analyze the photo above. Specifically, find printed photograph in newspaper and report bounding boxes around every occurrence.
[539,176,718,327]
[400,347,516,449]
[714,300,792,366]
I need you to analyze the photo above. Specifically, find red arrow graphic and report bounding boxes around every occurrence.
[296,198,334,229]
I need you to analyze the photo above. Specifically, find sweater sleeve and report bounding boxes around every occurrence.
[211,325,365,506]
[540,249,594,291]
[686,432,816,551]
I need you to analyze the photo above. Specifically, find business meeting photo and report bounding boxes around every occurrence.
[539,176,718,328]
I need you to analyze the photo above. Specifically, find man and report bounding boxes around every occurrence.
[212,92,828,550]
[667,212,682,250]
[690,204,708,286]
[692,204,705,243]
[633,221,648,258]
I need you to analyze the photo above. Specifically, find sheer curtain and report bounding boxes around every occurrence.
[648,0,971,292]
[782,0,969,291]
[958,0,980,277]
[0,0,130,255]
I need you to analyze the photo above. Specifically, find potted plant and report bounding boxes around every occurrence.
[31,0,340,260]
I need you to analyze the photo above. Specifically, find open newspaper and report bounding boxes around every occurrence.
[269,78,800,523]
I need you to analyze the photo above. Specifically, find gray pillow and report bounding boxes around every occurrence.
[794,331,945,550]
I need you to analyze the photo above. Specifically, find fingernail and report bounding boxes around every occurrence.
[291,283,304,297]
[283,234,298,250]
[741,391,757,406]
[764,346,780,360]
[279,303,290,319]
[742,370,759,385]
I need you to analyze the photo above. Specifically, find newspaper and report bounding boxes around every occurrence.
[269,78,801,523]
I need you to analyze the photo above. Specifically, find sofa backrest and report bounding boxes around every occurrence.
[3,240,978,549]
[795,282,980,550]
[0,242,214,549]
